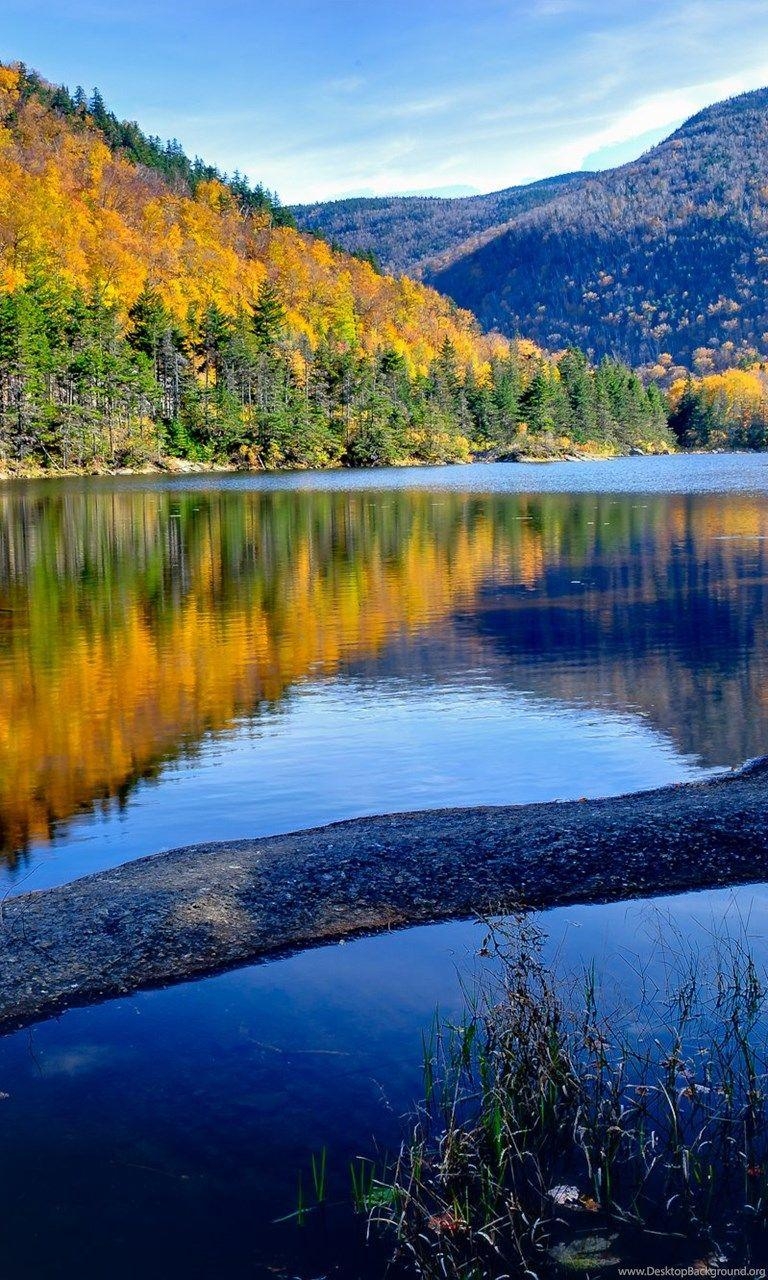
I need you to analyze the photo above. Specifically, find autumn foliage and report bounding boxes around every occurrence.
[669,366,768,449]
[0,64,493,373]
[0,62,675,470]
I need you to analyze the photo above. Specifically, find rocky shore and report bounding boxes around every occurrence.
[0,759,766,1033]
[0,443,675,482]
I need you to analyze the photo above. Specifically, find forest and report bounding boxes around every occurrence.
[11,63,296,229]
[5,60,768,469]
[669,366,768,449]
[299,87,768,379]
[0,279,672,471]
[0,62,671,472]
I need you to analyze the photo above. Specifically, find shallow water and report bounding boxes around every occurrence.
[2,455,768,1276]
[1,892,766,1278]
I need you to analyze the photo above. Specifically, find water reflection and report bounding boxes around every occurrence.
[0,471,767,879]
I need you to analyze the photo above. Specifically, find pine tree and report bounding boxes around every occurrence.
[128,286,172,363]
[251,281,286,354]
[0,290,53,461]
[89,87,106,121]
[559,348,597,441]
[491,355,522,442]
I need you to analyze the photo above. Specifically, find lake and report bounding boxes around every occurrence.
[2,455,768,1276]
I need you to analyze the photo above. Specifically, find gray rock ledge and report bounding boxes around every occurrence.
[2,758,768,1033]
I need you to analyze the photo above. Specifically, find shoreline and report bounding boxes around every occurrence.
[0,758,766,1034]
[0,446,676,483]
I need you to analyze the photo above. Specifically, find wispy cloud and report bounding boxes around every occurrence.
[324,74,365,94]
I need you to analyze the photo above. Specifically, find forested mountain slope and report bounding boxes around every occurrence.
[297,89,768,375]
[293,173,586,277]
[0,61,671,472]
[427,88,768,372]
[0,63,497,471]
[0,63,487,374]
[11,63,296,227]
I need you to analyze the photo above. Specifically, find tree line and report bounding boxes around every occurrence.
[0,274,672,471]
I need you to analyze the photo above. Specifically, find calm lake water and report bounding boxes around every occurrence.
[2,455,768,1276]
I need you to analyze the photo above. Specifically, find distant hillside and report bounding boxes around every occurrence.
[293,173,587,277]
[428,88,768,373]
[298,89,768,375]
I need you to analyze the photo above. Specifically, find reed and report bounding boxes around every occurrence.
[373,911,768,1275]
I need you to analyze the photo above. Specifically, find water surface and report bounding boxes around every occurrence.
[2,455,768,1276]
[2,455,768,890]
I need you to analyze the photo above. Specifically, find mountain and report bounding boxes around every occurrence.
[0,63,489,373]
[428,88,768,373]
[296,89,768,375]
[0,61,672,474]
[0,62,500,472]
[293,173,587,277]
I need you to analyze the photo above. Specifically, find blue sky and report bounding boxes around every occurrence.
[4,1,768,202]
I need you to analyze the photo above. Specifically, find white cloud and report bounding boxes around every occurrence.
[572,62,768,172]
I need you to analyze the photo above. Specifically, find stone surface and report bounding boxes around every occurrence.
[0,758,767,1033]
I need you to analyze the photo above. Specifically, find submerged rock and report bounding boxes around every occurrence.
[548,1233,620,1270]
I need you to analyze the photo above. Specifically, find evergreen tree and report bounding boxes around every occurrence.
[558,348,597,440]
[491,355,522,442]
[0,270,676,471]
[128,286,173,364]
[251,282,286,354]
[0,289,53,461]
[89,88,106,122]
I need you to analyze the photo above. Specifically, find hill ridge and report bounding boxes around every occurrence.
[296,86,768,375]
[293,172,587,277]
